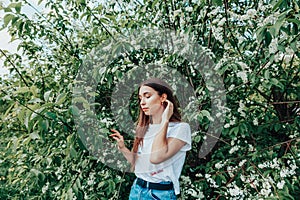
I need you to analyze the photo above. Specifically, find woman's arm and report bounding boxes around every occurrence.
[110,129,134,165]
[150,100,186,164]
[150,121,186,164]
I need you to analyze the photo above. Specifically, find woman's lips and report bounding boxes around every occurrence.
[142,108,149,111]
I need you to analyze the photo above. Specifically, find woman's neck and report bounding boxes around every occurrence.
[150,111,164,124]
[151,115,162,124]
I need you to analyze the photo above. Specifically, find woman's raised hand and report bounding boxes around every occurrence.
[110,129,125,149]
[161,99,173,123]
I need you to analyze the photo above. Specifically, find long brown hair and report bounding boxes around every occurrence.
[131,78,181,170]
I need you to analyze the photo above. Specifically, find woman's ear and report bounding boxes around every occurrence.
[161,93,167,102]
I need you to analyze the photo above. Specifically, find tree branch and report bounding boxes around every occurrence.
[0,49,31,87]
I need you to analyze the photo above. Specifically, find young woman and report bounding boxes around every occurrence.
[110,78,191,199]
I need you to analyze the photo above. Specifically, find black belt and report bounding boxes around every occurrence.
[136,178,173,190]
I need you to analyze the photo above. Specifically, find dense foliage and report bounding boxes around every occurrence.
[0,0,299,199]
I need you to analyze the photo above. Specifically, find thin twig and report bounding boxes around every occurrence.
[0,49,31,87]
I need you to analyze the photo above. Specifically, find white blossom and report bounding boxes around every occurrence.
[212,26,224,43]
[269,38,278,54]
[258,163,266,169]
[218,18,226,26]
[42,182,49,193]
[270,158,280,169]
[208,7,220,17]
[237,35,245,45]
[229,183,244,197]
[205,174,211,179]
[224,123,230,128]
[185,7,193,12]
[215,161,224,169]
[277,180,285,189]
[228,84,235,91]
[274,52,284,63]
[246,9,257,18]
[239,159,247,167]
[229,145,239,154]
[237,61,249,70]
[248,144,255,152]
[240,174,246,182]
[181,175,192,184]
[260,188,271,196]
[230,117,236,125]
[284,55,293,64]
[253,118,258,126]
[280,167,296,178]
[238,100,246,117]
[237,71,248,83]
[224,43,231,50]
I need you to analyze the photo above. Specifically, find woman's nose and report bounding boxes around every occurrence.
[140,98,145,105]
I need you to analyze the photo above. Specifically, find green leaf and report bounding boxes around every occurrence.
[2,102,15,121]
[13,86,30,94]
[30,104,52,120]
[151,0,159,9]
[4,14,15,27]
[265,31,272,46]
[277,44,286,52]
[45,112,57,121]
[39,119,49,131]
[28,98,43,103]
[256,27,266,43]
[99,67,106,75]
[44,90,52,101]
[70,105,80,116]
[70,146,77,158]
[30,169,45,183]
[77,0,86,5]
[212,0,223,6]
[72,182,79,196]
[290,41,297,52]
[272,0,284,11]
[55,92,67,105]
[15,2,21,13]
[30,132,40,140]
[287,18,300,26]
[72,97,90,109]
[270,78,279,86]
[271,17,285,37]
[201,110,211,118]
[3,7,12,12]
[264,69,270,80]
[194,135,201,143]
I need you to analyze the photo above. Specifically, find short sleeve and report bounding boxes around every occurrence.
[167,122,192,151]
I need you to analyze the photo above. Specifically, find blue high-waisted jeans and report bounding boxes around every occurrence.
[129,179,177,200]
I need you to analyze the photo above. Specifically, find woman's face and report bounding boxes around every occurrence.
[138,85,165,116]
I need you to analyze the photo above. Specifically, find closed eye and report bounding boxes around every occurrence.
[138,92,151,100]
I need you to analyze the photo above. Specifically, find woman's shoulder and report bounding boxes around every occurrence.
[169,121,190,129]
[168,122,192,140]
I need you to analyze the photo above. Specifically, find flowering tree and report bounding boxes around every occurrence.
[0,0,299,199]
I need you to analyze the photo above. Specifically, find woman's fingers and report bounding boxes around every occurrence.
[110,129,120,136]
[110,133,121,139]
[166,99,173,109]
[109,130,124,142]
[109,129,125,149]
[110,129,120,134]
[163,100,173,120]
